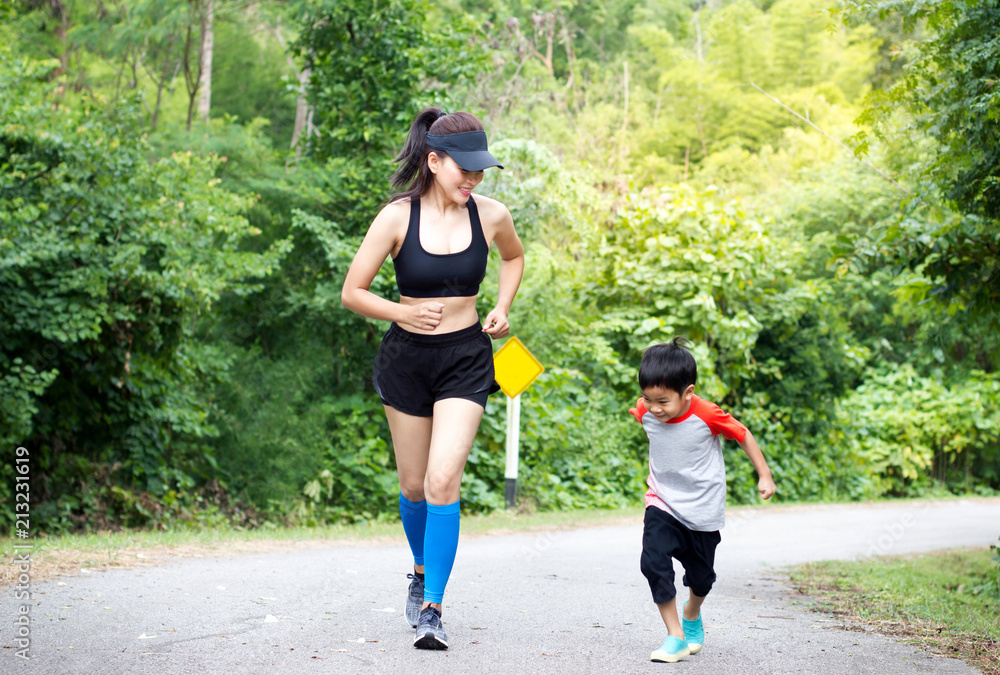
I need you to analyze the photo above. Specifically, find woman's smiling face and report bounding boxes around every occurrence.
[429,152,483,201]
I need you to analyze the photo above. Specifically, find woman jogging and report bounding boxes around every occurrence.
[341,108,524,650]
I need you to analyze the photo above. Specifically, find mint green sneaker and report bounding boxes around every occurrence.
[682,602,704,654]
[650,635,690,663]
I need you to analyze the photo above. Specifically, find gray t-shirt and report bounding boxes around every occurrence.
[631,394,747,532]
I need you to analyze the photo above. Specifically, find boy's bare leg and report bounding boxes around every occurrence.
[684,592,706,620]
[655,598,685,639]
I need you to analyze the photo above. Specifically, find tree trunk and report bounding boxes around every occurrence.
[621,61,629,133]
[151,43,175,132]
[692,8,704,63]
[184,21,199,131]
[271,19,314,156]
[197,0,214,123]
[291,67,312,155]
[50,0,71,105]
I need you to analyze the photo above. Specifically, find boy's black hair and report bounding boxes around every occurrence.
[638,337,697,393]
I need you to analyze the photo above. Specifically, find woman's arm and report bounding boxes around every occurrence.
[481,202,524,338]
[341,205,444,332]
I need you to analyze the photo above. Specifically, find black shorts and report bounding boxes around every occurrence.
[372,322,500,417]
[640,506,721,604]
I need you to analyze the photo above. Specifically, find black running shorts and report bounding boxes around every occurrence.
[372,322,501,417]
[640,506,721,604]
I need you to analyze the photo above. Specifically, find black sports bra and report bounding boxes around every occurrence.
[392,196,489,298]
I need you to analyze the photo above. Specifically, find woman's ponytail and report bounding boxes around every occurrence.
[390,107,446,194]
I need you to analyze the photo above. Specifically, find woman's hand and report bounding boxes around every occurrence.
[481,308,510,339]
[402,301,444,331]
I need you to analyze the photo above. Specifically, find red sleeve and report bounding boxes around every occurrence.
[691,397,747,442]
[629,397,647,422]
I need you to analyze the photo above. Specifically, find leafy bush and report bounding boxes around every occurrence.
[0,54,289,532]
[841,365,1000,496]
[475,368,646,512]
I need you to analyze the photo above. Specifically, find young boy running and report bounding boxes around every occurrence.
[629,338,776,663]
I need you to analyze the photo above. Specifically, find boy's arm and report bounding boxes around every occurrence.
[738,430,776,500]
[628,397,647,422]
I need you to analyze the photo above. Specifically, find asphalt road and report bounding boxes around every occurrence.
[4,498,999,674]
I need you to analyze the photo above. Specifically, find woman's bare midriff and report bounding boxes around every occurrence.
[398,295,479,335]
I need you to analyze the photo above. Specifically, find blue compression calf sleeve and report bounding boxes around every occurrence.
[423,500,461,603]
[399,493,427,566]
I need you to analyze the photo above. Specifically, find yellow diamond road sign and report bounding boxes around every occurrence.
[493,336,544,398]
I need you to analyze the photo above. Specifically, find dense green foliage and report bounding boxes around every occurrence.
[0,52,289,529]
[2,0,998,533]
[291,0,483,234]
[845,0,1000,327]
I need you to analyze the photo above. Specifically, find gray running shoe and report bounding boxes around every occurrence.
[413,606,448,650]
[405,574,424,627]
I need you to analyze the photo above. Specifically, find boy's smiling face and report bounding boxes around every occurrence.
[641,384,695,422]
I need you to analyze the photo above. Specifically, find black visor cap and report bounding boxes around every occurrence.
[426,131,503,171]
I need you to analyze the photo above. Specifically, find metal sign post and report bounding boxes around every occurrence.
[492,337,544,509]
[504,393,521,508]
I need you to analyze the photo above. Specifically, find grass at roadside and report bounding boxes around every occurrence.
[0,505,644,587]
[788,549,1000,675]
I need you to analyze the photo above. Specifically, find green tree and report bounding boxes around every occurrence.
[186,0,484,516]
[209,19,298,147]
[290,0,482,235]
[767,0,830,89]
[582,185,877,502]
[707,0,768,85]
[848,0,1000,330]
[0,53,290,531]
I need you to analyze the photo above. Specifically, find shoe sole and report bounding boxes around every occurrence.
[688,643,702,654]
[650,646,690,662]
[414,633,448,650]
